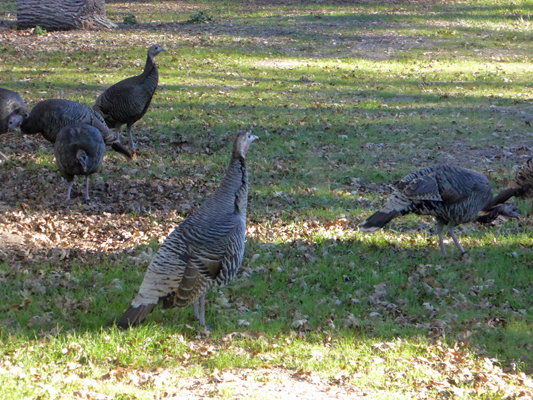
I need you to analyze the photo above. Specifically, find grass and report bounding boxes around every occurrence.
[1,0,533,398]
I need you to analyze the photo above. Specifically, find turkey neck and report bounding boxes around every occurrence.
[139,55,159,85]
[213,156,248,215]
[475,208,500,224]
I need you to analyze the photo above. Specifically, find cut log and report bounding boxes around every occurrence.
[17,0,117,31]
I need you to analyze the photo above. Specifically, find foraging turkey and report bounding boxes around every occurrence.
[359,165,520,256]
[117,131,258,328]
[93,44,165,152]
[54,124,105,200]
[21,99,131,159]
[480,158,533,214]
[0,88,28,160]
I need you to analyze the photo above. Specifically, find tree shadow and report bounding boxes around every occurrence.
[103,3,532,61]
[1,220,532,375]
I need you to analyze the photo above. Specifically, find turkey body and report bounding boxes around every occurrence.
[54,123,105,200]
[21,99,131,159]
[0,88,28,133]
[117,131,258,328]
[93,44,165,151]
[0,88,28,160]
[359,164,519,255]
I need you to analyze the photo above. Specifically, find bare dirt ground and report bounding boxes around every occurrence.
[72,367,378,400]
[161,368,372,400]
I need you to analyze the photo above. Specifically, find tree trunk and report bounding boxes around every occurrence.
[17,0,117,31]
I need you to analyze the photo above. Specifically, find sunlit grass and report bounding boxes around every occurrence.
[1,0,533,398]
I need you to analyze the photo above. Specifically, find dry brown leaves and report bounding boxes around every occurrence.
[91,330,372,400]
[0,133,214,266]
[407,342,533,399]
[90,336,533,399]
[0,190,353,271]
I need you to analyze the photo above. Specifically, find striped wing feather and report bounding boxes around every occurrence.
[482,158,533,212]
[117,211,245,327]
[117,131,254,328]
[401,175,443,202]
[499,159,533,199]
[361,165,492,231]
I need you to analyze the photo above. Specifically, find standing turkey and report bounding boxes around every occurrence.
[480,158,533,213]
[21,99,131,159]
[117,131,258,328]
[93,44,166,152]
[359,165,520,256]
[54,124,106,200]
[0,88,29,160]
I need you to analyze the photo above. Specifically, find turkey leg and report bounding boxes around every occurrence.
[449,225,465,254]
[192,294,206,327]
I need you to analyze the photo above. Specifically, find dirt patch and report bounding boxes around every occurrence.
[72,367,377,400]
[0,1,443,61]
[168,368,373,400]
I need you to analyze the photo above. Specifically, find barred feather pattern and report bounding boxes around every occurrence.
[361,165,494,230]
[117,132,255,328]
[93,46,161,130]
[130,158,247,306]
[482,158,533,212]
[0,88,28,134]
[162,267,211,309]
[507,158,533,197]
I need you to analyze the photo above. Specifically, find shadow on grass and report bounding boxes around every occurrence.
[13,67,530,112]
[0,225,532,373]
[104,5,533,60]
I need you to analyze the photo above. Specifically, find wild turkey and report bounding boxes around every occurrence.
[359,165,520,256]
[54,124,106,200]
[21,99,131,159]
[93,44,166,152]
[117,131,258,328]
[480,158,533,213]
[0,88,29,160]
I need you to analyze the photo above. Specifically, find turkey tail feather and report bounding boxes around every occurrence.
[359,210,400,232]
[116,304,155,329]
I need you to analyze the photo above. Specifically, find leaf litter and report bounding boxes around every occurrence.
[1,0,533,398]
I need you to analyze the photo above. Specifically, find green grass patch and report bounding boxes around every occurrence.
[1,0,533,398]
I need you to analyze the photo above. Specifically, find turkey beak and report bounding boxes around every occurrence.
[249,134,259,143]
[77,156,87,173]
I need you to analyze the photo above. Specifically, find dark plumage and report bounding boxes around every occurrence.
[0,88,29,160]
[359,165,519,256]
[54,124,105,200]
[21,99,131,159]
[93,44,165,152]
[481,158,533,213]
[475,203,520,224]
[117,131,258,328]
